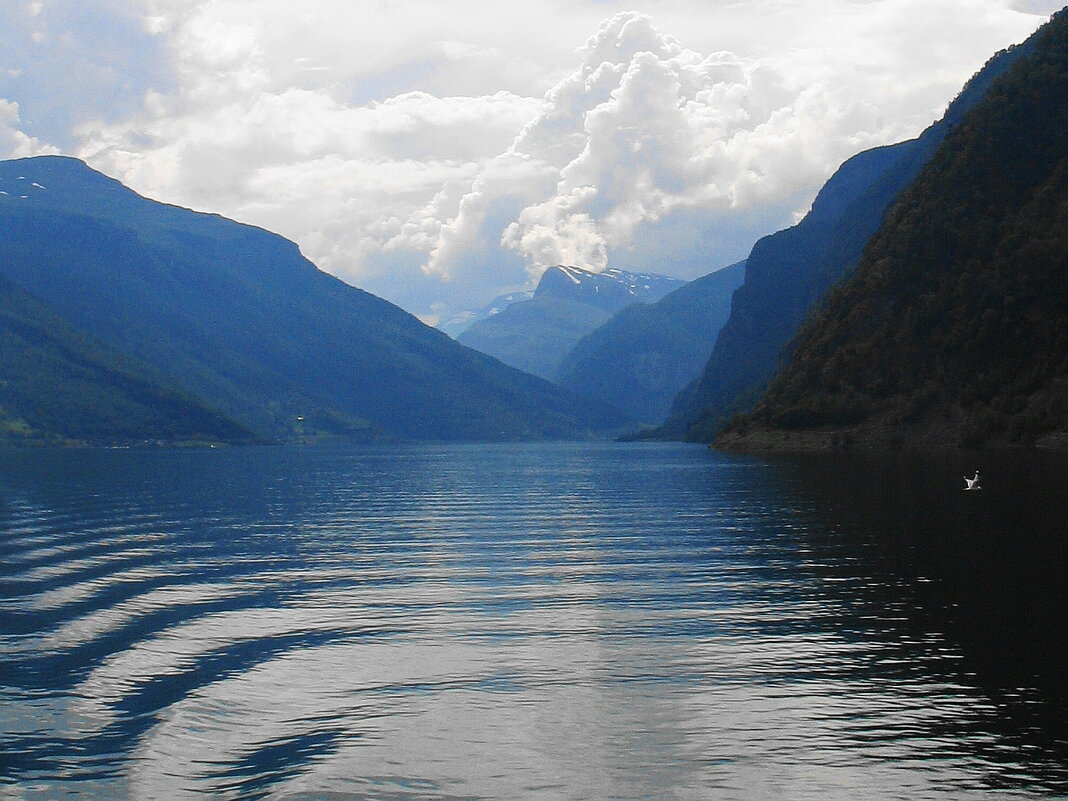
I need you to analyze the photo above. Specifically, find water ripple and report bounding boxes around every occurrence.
[1,442,1065,800]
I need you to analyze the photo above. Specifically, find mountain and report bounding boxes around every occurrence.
[556,260,746,426]
[438,289,534,339]
[658,24,1042,441]
[0,274,256,445]
[0,156,628,442]
[717,10,1068,451]
[456,265,685,381]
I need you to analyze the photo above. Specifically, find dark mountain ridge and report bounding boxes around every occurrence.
[717,10,1068,451]
[0,156,627,442]
[658,23,1043,441]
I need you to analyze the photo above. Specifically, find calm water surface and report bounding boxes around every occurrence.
[0,442,1065,800]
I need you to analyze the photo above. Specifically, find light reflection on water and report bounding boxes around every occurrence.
[0,442,1065,800]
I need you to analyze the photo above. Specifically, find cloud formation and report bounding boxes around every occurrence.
[0,0,1058,321]
[396,5,1055,304]
[0,98,56,157]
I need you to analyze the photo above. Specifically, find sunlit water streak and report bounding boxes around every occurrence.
[0,442,1065,800]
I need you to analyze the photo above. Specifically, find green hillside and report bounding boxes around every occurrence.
[0,157,627,442]
[659,21,1041,442]
[718,10,1068,451]
[0,275,256,445]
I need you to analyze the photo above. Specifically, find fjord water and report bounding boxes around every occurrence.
[1,443,1065,800]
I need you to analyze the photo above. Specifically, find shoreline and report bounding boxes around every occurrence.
[714,427,1068,453]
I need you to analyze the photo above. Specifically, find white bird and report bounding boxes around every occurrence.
[964,470,981,491]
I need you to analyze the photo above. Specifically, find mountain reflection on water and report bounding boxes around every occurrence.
[761,450,1068,787]
[0,442,1065,800]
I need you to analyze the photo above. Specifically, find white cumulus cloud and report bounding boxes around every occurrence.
[0,98,57,158]
[0,0,1056,321]
[394,4,1055,315]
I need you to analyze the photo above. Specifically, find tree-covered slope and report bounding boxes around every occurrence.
[717,10,1068,451]
[0,157,627,441]
[556,260,745,425]
[0,275,256,445]
[457,266,684,381]
[659,25,1041,441]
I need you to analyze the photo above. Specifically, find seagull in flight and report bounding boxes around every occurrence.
[964,470,981,491]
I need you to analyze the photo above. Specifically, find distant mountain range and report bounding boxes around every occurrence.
[0,156,628,444]
[717,9,1067,450]
[557,261,745,426]
[658,19,1043,442]
[456,265,685,381]
[437,289,534,339]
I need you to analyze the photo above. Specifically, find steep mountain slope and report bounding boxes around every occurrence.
[0,156,627,441]
[0,274,255,445]
[556,260,745,425]
[659,26,1041,441]
[456,266,685,381]
[717,10,1068,451]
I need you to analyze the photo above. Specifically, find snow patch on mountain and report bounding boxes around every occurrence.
[439,264,684,339]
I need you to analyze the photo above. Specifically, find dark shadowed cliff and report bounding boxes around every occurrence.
[660,23,1042,441]
[717,10,1068,451]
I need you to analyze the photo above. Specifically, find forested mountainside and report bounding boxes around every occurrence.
[0,274,256,445]
[0,156,627,442]
[456,265,684,381]
[717,10,1068,451]
[658,21,1042,441]
[557,261,745,426]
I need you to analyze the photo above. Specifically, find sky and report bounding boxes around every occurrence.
[0,1,1061,324]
